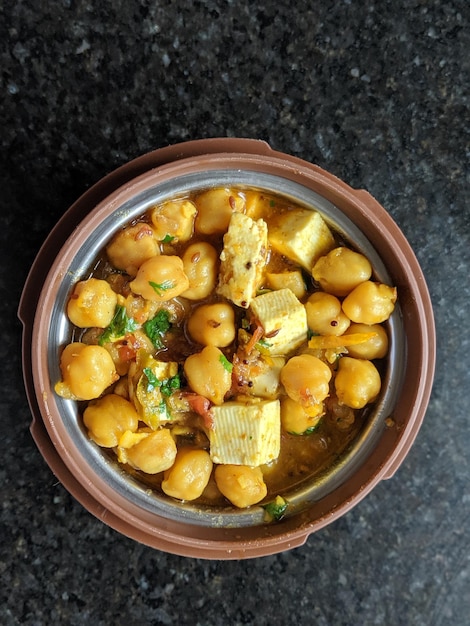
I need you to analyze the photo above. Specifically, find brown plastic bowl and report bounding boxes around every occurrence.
[19,138,435,559]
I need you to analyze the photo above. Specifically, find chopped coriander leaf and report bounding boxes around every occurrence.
[160,373,181,397]
[304,424,321,434]
[143,367,160,391]
[219,353,233,373]
[149,279,175,296]
[99,305,138,345]
[161,234,175,243]
[263,496,288,522]
[142,367,181,396]
[143,309,171,349]
[289,418,322,436]
[155,400,171,420]
[256,338,272,349]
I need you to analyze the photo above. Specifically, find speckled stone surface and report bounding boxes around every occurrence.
[1,1,469,624]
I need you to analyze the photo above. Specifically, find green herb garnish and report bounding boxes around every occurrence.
[219,353,233,373]
[156,400,171,420]
[143,367,181,397]
[148,279,175,296]
[160,373,181,397]
[289,423,322,436]
[143,309,171,349]
[263,496,288,522]
[161,234,175,244]
[99,305,138,345]
[303,423,321,435]
[143,367,159,391]
[288,417,323,436]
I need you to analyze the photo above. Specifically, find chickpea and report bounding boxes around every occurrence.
[342,281,397,324]
[121,294,159,327]
[161,447,213,500]
[199,475,224,503]
[281,396,324,435]
[187,302,236,347]
[83,394,139,447]
[129,255,189,302]
[55,342,117,401]
[344,323,389,359]
[194,188,245,234]
[181,242,218,300]
[334,356,381,409]
[266,271,306,299]
[312,247,372,296]
[119,428,177,474]
[280,354,332,407]
[150,199,197,242]
[184,345,232,405]
[214,464,267,508]
[67,278,117,328]
[106,223,159,277]
[305,291,351,336]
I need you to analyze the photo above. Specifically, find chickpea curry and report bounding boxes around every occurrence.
[55,187,397,518]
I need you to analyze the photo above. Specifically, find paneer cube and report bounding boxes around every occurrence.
[268,209,335,270]
[243,190,274,221]
[209,399,281,466]
[217,212,268,308]
[250,356,286,399]
[249,288,308,356]
[266,270,306,299]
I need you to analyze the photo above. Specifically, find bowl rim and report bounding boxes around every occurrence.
[20,138,436,559]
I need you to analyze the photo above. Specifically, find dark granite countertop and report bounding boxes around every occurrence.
[2,1,469,624]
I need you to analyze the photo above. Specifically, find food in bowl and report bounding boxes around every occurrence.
[54,184,397,516]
